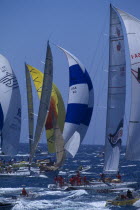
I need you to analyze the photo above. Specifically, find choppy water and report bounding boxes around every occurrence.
[0,144,140,210]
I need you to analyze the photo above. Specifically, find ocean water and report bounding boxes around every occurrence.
[0,144,140,210]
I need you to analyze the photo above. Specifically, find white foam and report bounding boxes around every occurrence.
[89,201,109,209]
[133,198,140,207]
[121,165,137,168]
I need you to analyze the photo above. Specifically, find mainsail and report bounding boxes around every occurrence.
[25,63,34,156]
[103,6,126,173]
[26,64,65,153]
[0,54,21,155]
[116,7,140,160]
[58,46,94,157]
[30,42,53,160]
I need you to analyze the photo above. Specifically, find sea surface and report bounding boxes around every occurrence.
[0,144,140,210]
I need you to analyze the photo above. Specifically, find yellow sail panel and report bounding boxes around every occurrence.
[26,65,43,98]
[27,64,65,153]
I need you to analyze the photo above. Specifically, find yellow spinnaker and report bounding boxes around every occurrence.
[27,64,65,153]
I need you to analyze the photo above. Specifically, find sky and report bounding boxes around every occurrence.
[0,0,140,145]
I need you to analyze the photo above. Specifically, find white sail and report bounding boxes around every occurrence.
[0,54,21,155]
[116,7,140,160]
[25,63,34,156]
[103,6,126,173]
[58,47,93,157]
[30,42,53,160]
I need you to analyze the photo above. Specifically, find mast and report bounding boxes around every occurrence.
[30,41,53,161]
[25,63,34,163]
[103,5,126,173]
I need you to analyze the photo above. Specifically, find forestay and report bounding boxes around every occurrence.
[103,6,126,173]
[116,7,140,160]
[30,42,53,160]
[0,54,21,155]
[58,46,93,157]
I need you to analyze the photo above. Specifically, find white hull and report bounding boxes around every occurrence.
[48,181,137,192]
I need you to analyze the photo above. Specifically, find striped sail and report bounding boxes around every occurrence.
[26,64,65,153]
[103,6,126,173]
[0,54,21,155]
[116,8,140,160]
[59,47,94,157]
[30,42,53,160]
[25,63,34,156]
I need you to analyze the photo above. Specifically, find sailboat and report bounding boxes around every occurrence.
[0,54,21,156]
[48,46,94,189]
[80,4,138,192]
[103,4,140,183]
[103,4,126,174]
[9,42,55,175]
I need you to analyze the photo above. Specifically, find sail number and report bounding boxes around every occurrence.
[71,86,77,94]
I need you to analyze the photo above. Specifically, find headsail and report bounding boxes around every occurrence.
[26,64,65,153]
[103,6,126,173]
[116,7,140,160]
[53,113,65,168]
[0,54,21,155]
[30,41,53,160]
[58,46,94,157]
[25,63,34,156]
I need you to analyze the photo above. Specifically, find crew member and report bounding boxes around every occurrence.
[83,176,87,185]
[54,176,58,184]
[127,189,133,199]
[21,188,28,197]
[116,172,121,180]
[100,173,105,182]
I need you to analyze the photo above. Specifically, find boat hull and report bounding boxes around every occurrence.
[48,181,137,192]
[106,198,139,206]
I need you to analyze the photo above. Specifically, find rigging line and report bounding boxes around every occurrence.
[92,77,107,144]
[88,6,110,76]
[90,39,108,84]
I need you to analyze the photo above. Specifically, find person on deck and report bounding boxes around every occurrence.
[58,176,64,187]
[116,172,121,180]
[77,176,82,186]
[100,173,105,182]
[127,189,133,199]
[83,176,87,185]
[54,176,58,184]
[69,176,75,186]
[21,188,28,197]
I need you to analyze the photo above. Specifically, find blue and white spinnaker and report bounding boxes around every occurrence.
[58,47,94,157]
